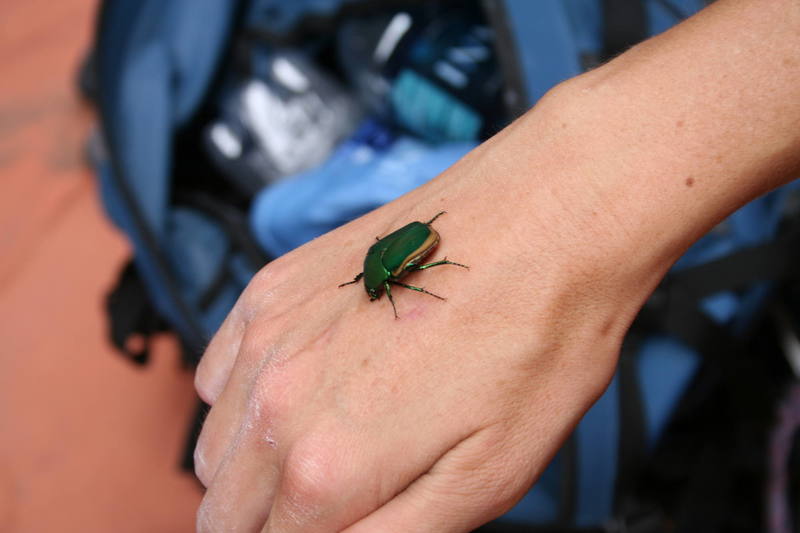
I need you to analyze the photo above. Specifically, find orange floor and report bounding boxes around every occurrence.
[0,2,202,531]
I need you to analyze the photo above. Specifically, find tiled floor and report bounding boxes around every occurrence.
[0,2,202,531]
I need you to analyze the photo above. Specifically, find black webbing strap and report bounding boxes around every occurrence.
[602,0,647,62]
[608,229,800,529]
[606,231,800,528]
[475,522,604,533]
[633,228,800,361]
[636,280,747,362]
[613,334,650,519]
[557,433,578,525]
[106,259,166,365]
[609,301,736,532]
[790,429,800,530]
[664,230,800,301]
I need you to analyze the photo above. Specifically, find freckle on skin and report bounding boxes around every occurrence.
[685,177,695,187]
[676,120,684,128]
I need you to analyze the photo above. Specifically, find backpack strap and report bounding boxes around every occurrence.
[613,334,652,523]
[612,226,800,530]
[557,433,579,525]
[666,229,800,300]
[106,259,168,365]
[601,0,647,61]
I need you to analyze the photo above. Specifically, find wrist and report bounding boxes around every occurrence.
[471,85,680,318]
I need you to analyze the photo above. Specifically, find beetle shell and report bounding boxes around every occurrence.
[362,221,440,296]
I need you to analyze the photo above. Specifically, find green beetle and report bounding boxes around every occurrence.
[339,211,468,318]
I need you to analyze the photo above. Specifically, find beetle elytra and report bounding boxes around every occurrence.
[338,211,468,318]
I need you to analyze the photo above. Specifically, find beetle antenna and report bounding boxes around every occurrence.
[413,258,469,271]
[426,211,447,225]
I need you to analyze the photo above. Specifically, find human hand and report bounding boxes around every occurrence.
[192,96,654,532]
[192,1,800,527]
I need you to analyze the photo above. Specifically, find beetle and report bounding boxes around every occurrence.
[338,211,468,318]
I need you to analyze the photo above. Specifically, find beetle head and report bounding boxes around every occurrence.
[367,287,379,300]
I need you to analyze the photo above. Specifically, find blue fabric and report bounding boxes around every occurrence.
[168,0,240,125]
[166,209,229,301]
[97,154,202,343]
[505,0,706,106]
[502,454,563,524]
[99,0,238,234]
[502,0,583,104]
[576,375,621,525]
[246,0,352,35]
[96,0,245,343]
[563,0,603,57]
[638,337,701,446]
[647,0,706,35]
[251,120,476,257]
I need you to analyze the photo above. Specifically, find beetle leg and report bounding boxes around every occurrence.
[390,281,445,301]
[412,257,469,271]
[384,281,399,319]
[425,211,447,225]
[338,272,364,287]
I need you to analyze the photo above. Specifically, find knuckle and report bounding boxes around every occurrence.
[281,437,343,508]
[193,364,218,405]
[196,496,223,533]
[234,334,285,394]
[480,478,527,517]
[250,359,294,413]
[236,324,271,362]
[192,412,229,488]
[241,262,285,313]
[250,260,281,289]
[193,438,214,487]
[194,319,247,406]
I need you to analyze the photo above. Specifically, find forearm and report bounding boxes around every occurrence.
[492,0,800,306]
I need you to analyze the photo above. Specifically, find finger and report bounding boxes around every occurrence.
[193,317,287,486]
[201,409,396,533]
[258,430,393,533]
[341,425,536,533]
[259,416,484,533]
[196,417,281,533]
[194,308,339,487]
[195,303,246,405]
[195,259,293,405]
[196,329,338,525]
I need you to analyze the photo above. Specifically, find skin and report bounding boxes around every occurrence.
[194,1,800,531]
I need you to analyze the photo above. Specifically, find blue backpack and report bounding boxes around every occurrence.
[87,1,800,530]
